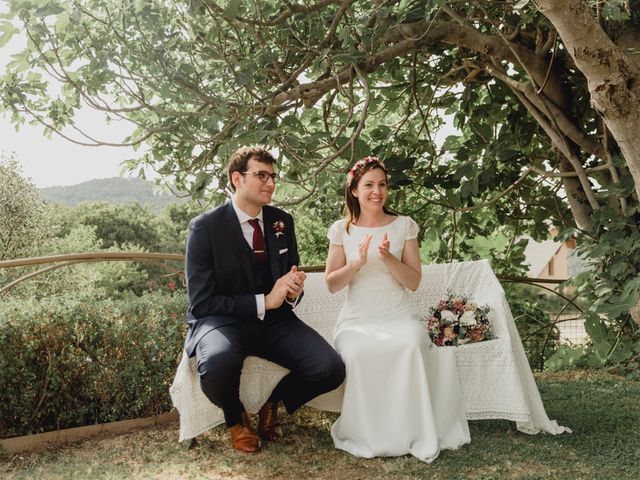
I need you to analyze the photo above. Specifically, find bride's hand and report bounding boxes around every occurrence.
[351,234,372,271]
[378,232,391,259]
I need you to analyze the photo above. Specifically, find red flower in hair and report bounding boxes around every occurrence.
[348,156,382,183]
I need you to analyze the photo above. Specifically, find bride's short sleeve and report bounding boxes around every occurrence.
[327,220,344,245]
[405,216,420,240]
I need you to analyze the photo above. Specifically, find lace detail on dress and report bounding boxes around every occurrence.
[327,220,345,245]
[405,216,419,240]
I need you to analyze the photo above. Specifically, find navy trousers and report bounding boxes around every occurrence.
[195,315,345,427]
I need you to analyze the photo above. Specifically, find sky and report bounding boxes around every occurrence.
[0,18,140,188]
[1,110,140,188]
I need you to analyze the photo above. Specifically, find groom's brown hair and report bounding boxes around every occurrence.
[227,146,277,192]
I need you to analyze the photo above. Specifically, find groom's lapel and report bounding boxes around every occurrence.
[221,202,256,291]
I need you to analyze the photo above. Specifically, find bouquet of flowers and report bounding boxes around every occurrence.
[426,293,493,346]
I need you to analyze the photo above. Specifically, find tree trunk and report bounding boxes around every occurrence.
[559,159,594,230]
[536,0,640,201]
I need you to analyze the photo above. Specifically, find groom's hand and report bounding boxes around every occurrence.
[285,266,305,301]
[265,277,290,310]
[266,267,306,309]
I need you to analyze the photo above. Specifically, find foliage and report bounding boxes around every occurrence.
[559,204,640,370]
[74,202,162,251]
[0,153,50,261]
[156,200,209,254]
[1,202,170,300]
[505,283,561,371]
[71,202,184,295]
[290,206,335,267]
[6,223,105,299]
[545,345,586,372]
[282,172,346,266]
[0,290,188,437]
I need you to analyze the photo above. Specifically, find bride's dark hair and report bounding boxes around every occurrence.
[344,156,396,233]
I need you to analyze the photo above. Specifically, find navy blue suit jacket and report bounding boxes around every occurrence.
[183,201,302,356]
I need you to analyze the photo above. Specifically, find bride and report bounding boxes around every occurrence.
[324,156,471,462]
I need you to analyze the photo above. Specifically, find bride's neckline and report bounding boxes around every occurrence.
[351,216,401,229]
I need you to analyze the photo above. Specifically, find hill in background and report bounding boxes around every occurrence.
[39,177,186,210]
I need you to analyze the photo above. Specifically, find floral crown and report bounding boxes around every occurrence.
[347,156,385,184]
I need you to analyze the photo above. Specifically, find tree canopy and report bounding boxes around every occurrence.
[0,1,638,213]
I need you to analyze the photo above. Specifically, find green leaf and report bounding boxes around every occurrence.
[602,0,630,21]
[34,4,66,18]
[188,0,204,15]
[584,313,609,342]
[544,345,584,371]
[441,135,461,152]
[585,351,607,368]
[453,162,473,180]
[609,343,633,364]
[54,12,70,33]
[0,21,19,47]
[223,0,244,18]
[471,122,492,142]
[460,179,473,199]
[465,232,508,257]
[6,52,29,72]
[332,52,368,64]
[445,189,461,208]
[191,171,212,197]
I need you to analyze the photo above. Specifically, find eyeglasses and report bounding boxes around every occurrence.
[241,170,278,183]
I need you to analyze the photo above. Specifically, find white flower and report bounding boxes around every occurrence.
[460,310,477,326]
[440,310,457,323]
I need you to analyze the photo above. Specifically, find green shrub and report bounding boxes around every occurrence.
[504,283,561,371]
[0,291,188,437]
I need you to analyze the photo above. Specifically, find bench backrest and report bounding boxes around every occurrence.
[294,259,509,342]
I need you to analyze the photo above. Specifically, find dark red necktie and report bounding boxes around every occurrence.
[248,218,267,263]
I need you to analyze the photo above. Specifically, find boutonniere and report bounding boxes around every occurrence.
[273,220,285,238]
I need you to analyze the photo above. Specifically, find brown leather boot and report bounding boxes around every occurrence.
[229,412,261,453]
[257,401,283,441]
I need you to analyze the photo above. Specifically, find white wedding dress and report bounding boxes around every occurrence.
[328,216,471,462]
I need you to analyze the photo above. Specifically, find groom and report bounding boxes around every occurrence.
[183,146,345,453]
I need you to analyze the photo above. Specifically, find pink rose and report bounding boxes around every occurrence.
[468,327,485,342]
[444,327,456,340]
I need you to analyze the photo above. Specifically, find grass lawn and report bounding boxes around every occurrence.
[1,370,638,480]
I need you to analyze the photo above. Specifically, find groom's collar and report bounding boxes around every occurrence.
[231,196,263,225]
